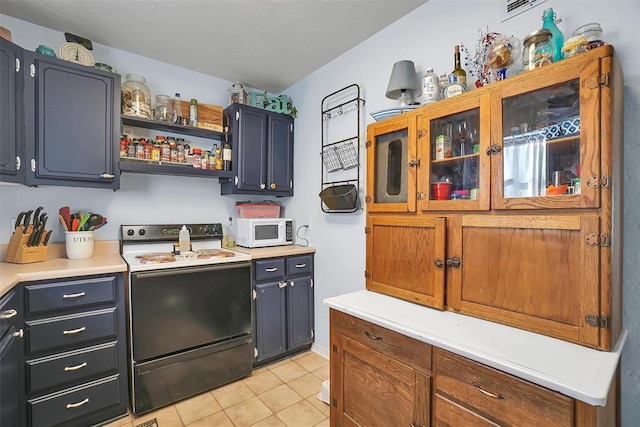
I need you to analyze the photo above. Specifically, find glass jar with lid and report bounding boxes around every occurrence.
[122,74,152,119]
[154,94,173,122]
[522,29,554,71]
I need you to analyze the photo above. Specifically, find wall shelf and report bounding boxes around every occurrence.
[121,116,225,140]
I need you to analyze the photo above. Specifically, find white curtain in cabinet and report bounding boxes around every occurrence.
[503,131,547,198]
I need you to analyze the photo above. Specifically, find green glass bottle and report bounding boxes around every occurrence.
[542,8,564,62]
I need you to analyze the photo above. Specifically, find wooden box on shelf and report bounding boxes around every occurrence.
[4,226,48,263]
[178,100,223,131]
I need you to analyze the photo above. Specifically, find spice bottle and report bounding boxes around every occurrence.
[213,144,222,170]
[192,148,202,168]
[189,99,198,127]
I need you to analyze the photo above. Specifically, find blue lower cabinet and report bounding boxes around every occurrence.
[253,254,314,366]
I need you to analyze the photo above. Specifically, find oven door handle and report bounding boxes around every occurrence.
[132,261,250,279]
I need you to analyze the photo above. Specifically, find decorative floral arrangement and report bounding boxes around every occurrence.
[461,29,521,87]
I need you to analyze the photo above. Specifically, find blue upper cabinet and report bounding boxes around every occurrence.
[221,103,294,196]
[24,52,120,189]
[0,39,25,183]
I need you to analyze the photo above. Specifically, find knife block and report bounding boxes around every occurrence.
[4,226,48,263]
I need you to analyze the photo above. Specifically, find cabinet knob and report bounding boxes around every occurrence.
[408,159,421,168]
[485,144,502,155]
[434,259,444,269]
[278,282,287,289]
[99,173,114,179]
[445,257,461,268]
[15,156,21,171]
[270,183,276,189]
[260,183,266,190]
[12,329,24,338]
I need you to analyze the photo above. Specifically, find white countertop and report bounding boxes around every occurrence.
[324,290,626,406]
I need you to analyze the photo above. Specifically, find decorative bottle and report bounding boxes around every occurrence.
[451,45,467,87]
[542,8,564,62]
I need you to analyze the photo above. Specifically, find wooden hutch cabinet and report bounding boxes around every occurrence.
[365,45,623,351]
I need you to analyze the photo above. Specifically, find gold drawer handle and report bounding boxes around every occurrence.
[365,331,382,341]
[66,398,89,409]
[472,382,506,400]
[0,309,18,319]
[63,292,86,299]
[64,362,87,372]
[63,326,86,335]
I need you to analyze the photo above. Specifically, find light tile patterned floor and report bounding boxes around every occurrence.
[105,351,330,427]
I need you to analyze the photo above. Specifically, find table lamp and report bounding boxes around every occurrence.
[386,60,419,106]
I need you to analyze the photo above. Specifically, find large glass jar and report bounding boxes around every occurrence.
[154,94,173,122]
[522,29,554,71]
[122,73,152,119]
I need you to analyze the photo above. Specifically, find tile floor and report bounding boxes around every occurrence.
[105,351,330,427]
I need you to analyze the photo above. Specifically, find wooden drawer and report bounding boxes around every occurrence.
[434,349,573,426]
[28,374,123,427]
[331,310,431,374]
[27,308,117,354]
[434,394,499,426]
[0,288,19,339]
[255,258,286,281]
[25,276,116,315]
[286,255,312,276]
[26,341,119,394]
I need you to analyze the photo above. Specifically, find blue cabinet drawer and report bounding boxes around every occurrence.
[255,259,286,281]
[26,341,119,394]
[25,276,116,315]
[286,255,313,276]
[27,308,117,354]
[28,374,123,427]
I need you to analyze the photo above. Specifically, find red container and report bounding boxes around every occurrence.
[236,203,281,218]
[431,182,452,200]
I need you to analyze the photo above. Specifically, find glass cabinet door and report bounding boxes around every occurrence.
[492,62,601,209]
[419,93,490,211]
[366,114,417,213]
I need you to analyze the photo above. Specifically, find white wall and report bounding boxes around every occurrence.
[284,1,640,425]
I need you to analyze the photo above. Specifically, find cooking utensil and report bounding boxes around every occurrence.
[92,218,108,231]
[59,215,69,231]
[77,213,90,231]
[59,206,71,230]
[71,218,80,231]
[86,214,103,230]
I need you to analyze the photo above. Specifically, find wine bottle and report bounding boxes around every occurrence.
[451,45,467,87]
[223,140,232,171]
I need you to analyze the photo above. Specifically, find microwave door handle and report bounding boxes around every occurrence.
[132,262,250,279]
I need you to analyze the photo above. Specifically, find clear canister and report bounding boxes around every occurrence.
[154,94,173,122]
[523,29,554,71]
[122,74,152,119]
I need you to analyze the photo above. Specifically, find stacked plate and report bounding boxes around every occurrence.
[370,105,419,121]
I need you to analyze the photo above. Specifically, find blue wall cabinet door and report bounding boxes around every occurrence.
[23,52,120,189]
[267,113,294,195]
[221,104,294,196]
[0,39,25,183]
[286,276,313,350]
[255,281,287,361]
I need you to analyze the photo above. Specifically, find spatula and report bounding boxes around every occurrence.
[59,206,71,230]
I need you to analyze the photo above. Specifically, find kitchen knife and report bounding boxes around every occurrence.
[23,210,33,231]
[42,230,52,246]
[15,212,26,230]
[27,229,39,246]
[39,214,48,230]
[33,206,43,225]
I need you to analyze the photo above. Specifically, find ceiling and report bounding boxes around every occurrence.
[1,0,427,93]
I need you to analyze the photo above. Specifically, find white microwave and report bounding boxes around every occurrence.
[236,218,293,248]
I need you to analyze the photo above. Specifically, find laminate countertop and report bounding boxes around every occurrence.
[232,245,316,259]
[0,241,126,296]
[324,290,626,407]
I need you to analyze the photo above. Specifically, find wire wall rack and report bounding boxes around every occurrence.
[320,84,365,213]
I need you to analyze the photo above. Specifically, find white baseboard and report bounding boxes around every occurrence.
[311,343,329,360]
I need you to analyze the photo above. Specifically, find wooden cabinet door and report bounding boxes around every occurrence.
[490,49,610,210]
[0,39,25,184]
[366,114,417,213]
[417,91,491,211]
[255,281,287,362]
[286,276,313,350]
[448,215,603,348]
[24,53,119,189]
[267,113,294,195]
[366,215,446,309]
[330,333,430,427]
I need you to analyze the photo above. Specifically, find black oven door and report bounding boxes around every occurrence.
[130,262,251,362]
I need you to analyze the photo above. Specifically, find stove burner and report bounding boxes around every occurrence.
[135,253,176,264]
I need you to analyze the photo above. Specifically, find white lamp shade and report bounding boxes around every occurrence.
[386,60,419,100]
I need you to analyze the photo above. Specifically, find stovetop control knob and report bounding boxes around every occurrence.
[138,229,146,236]
[127,229,134,236]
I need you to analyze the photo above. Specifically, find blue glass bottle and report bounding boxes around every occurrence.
[542,8,564,61]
